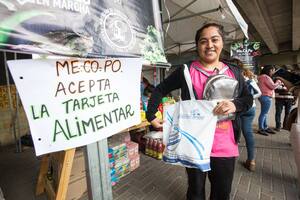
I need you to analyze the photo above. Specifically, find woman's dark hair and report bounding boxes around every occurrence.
[142,77,150,86]
[260,65,275,76]
[143,84,154,97]
[195,23,225,45]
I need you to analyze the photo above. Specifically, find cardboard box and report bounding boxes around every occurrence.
[108,142,127,160]
[126,141,139,159]
[129,154,140,171]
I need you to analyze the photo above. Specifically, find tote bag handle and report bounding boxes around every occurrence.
[183,64,196,100]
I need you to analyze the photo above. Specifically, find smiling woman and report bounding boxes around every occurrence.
[146,23,253,200]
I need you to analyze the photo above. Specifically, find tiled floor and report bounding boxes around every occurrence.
[0,127,299,200]
[0,146,47,200]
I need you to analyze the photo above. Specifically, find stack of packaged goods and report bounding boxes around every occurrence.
[114,148,130,179]
[145,138,165,160]
[126,141,140,171]
[108,150,118,186]
[108,142,130,186]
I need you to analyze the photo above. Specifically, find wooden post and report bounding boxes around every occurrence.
[36,154,50,195]
[55,148,76,200]
[36,148,76,200]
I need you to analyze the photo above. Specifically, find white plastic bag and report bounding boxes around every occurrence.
[162,65,218,171]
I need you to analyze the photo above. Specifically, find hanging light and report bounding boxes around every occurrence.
[219,6,226,19]
[221,13,226,19]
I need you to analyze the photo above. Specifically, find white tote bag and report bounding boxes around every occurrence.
[163,65,218,171]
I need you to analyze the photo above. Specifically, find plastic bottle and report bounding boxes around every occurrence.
[148,139,153,156]
[152,139,158,158]
[157,141,163,160]
[145,138,149,155]
[157,103,163,117]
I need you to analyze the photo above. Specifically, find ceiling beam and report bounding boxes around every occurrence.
[293,0,300,51]
[235,0,279,54]
[257,50,300,66]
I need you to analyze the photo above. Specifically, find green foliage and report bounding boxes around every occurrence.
[140,25,167,63]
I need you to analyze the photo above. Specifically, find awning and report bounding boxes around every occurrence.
[162,0,248,55]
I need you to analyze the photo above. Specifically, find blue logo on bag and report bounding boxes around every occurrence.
[166,112,205,159]
[179,109,204,120]
[165,111,212,171]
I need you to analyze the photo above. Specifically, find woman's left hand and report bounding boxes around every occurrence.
[213,100,236,115]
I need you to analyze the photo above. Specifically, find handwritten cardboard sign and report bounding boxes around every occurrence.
[8,58,142,155]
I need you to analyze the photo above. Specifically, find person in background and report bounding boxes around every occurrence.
[274,80,294,131]
[257,65,282,136]
[146,23,252,200]
[144,85,154,97]
[140,74,151,111]
[241,69,261,171]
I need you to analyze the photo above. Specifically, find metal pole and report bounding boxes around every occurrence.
[84,139,112,200]
[13,52,22,152]
[156,65,160,85]
[152,0,165,53]
[152,0,164,35]
[4,52,20,152]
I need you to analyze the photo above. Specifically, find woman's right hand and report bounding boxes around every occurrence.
[274,78,282,85]
[275,77,294,90]
[150,117,163,129]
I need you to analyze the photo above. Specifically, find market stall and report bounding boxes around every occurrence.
[0,0,249,199]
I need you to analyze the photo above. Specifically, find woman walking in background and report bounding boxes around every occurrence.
[241,69,261,171]
[257,65,281,136]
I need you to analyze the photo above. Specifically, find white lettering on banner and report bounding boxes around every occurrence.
[16,0,90,15]
[16,0,35,5]
[37,0,50,6]
[56,0,90,15]
[7,58,142,156]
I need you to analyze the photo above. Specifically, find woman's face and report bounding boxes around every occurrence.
[197,26,223,64]
[269,68,275,76]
